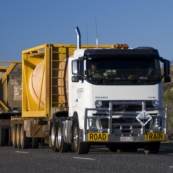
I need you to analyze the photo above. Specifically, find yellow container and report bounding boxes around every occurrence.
[22,44,111,118]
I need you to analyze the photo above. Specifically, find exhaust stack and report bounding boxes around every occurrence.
[75,27,81,49]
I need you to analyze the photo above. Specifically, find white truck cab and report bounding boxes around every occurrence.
[63,27,171,154]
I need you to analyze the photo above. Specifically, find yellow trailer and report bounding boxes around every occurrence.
[0,61,21,146]
[11,44,112,149]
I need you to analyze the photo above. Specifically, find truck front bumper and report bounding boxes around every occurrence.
[82,101,168,143]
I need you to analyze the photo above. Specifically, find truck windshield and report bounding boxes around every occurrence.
[86,56,161,85]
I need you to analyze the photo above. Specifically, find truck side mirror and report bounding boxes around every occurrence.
[72,76,79,82]
[72,60,79,75]
[163,59,170,76]
[164,76,171,83]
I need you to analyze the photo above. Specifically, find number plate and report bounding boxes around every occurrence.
[120,137,134,141]
[88,133,108,141]
[145,132,164,141]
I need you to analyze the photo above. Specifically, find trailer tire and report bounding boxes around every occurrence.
[16,124,21,148]
[20,125,30,149]
[8,128,12,146]
[72,120,89,154]
[144,142,160,154]
[56,118,70,153]
[12,125,17,148]
[32,138,39,148]
[0,127,6,146]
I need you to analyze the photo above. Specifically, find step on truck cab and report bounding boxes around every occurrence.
[12,27,171,154]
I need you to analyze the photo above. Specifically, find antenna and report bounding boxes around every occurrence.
[95,16,98,48]
[86,25,88,49]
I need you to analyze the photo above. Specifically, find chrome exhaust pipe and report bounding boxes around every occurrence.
[75,27,81,49]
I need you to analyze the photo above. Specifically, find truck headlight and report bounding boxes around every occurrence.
[152,100,159,108]
[95,100,102,107]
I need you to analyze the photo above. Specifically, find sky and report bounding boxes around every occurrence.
[0,0,173,63]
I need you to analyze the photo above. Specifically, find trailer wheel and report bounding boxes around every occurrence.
[16,124,21,148]
[20,125,30,149]
[12,125,17,148]
[0,127,6,146]
[8,128,12,146]
[72,121,89,154]
[32,138,39,148]
[144,142,160,154]
[56,119,70,153]
[51,124,57,151]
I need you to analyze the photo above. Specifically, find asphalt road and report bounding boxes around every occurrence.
[0,144,173,173]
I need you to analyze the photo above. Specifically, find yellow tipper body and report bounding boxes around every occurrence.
[22,44,111,118]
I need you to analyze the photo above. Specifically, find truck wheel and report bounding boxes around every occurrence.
[32,138,39,148]
[108,144,117,152]
[16,124,21,148]
[0,127,6,146]
[20,125,30,149]
[51,124,57,152]
[56,119,70,153]
[144,142,160,154]
[8,128,12,146]
[12,125,17,148]
[72,121,89,154]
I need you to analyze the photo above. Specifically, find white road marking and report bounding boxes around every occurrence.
[73,157,95,161]
[15,151,29,154]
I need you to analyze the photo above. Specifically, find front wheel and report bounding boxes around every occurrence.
[144,142,160,154]
[72,121,89,154]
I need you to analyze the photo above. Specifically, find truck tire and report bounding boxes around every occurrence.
[0,127,6,146]
[144,142,160,154]
[72,121,89,154]
[8,128,12,146]
[20,125,30,149]
[16,124,21,148]
[56,118,70,153]
[32,138,39,148]
[12,125,17,148]
[108,144,117,152]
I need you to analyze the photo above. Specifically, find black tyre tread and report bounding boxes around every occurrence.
[8,129,12,146]
[108,144,117,152]
[72,120,89,154]
[144,142,160,154]
[0,127,6,146]
[32,138,39,148]
[77,142,89,154]
[12,125,17,148]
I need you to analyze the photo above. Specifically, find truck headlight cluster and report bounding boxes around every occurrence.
[152,100,159,108]
[95,100,102,108]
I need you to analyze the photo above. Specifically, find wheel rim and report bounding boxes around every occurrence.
[12,126,16,147]
[17,125,20,148]
[57,127,62,148]
[51,127,55,146]
[73,126,78,149]
[20,125,24,148]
